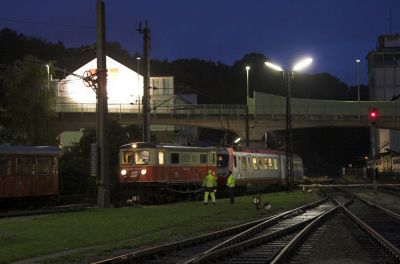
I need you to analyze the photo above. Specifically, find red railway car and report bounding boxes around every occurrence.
[0,145,62,207]
[118,142,217,202]
[118,142,304,204]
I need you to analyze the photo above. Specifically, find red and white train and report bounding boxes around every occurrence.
[0,145,62,208]
[118,142,304,203]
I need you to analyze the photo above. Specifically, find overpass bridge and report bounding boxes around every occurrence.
[55,92,400,141]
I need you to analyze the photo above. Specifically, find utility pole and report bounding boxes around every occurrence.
[285,71,293,191]
[96,0,110,208]
[245,66,250,147]
[137,22,151,142]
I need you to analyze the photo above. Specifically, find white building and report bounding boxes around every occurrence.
[367,34,400,153]
[56,56,197,146]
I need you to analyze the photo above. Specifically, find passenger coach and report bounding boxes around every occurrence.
[217,147,304,192]
[0,145,62,207]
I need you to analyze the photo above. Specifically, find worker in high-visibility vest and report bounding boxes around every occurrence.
[202,169,217,205]
[226,171,235,204]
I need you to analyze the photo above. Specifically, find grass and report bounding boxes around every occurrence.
[0,190,319,263]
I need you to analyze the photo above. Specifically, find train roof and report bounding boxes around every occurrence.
[120,142,216,151]
[0,145,62,155]
[223,147,301,158]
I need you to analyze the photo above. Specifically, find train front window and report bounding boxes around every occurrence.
[135,150,149,164]
[0,158,11,176]
[217,154,229,168]
[121,150,134,164]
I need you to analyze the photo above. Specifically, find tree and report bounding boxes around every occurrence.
[0,55,56,145]
[59,122,142,196]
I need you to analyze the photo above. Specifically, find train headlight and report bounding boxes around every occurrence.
[141,169,147,175]
[121,169,127,176]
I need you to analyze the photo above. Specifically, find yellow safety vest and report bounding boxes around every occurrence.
[226,174,235,188]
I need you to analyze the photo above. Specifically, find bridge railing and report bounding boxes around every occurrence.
[54,103,247,116]
[55,96,400,122]
[253,92,400,121]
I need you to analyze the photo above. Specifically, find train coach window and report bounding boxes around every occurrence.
[181,153,191,163]
[233,156,237,168]
[158,152,165,165]
[37,158,51,176]
[200,154,208,164]
[0,158,11,176]
[252,157,258,170]
[16,158,32,176]
[171,153,180,164]
[258,158,263,170]
[273,159,278,170]
[242,157,247,170]
[192,153,199,163]
[268,158,273,169]
[262,158,268,170]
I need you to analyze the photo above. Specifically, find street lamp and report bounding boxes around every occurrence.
[265,57,313,190]
[356,59,360,101]
[245,66,250,100]
[245,66,250,147]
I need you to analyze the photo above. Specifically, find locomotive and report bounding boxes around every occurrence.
[117,142,304,203]
[0,145,62,208]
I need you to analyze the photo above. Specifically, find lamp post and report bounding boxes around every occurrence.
[45,64,50,89]
[246,66,250,100]
[245,66,250,147]
[265,58,313,190]
[356,59,360,101]
[137,57,141,114]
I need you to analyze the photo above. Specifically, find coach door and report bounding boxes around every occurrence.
[0,158,12,198]
[16,157,34,197]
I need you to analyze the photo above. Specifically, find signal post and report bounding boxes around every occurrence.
[369,108,378,194]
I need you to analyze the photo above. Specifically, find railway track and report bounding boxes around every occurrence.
[91,197,334,264]
[91,190,400,264]
[0,194,96,218]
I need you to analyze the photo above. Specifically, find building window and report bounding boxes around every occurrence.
[374,54,383,66]
[384,54,394,66]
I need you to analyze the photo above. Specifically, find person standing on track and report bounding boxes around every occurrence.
[202,169,217,205]
[226,171,235,204]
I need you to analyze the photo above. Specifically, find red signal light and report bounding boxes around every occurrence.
[368,108,378,123]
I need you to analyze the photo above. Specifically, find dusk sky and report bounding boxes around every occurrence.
[1,0,399,86]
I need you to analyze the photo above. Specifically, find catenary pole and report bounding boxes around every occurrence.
[138,22,151,142]
[96,0,110,208]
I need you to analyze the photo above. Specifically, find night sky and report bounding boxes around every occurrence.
[1,0,399,86]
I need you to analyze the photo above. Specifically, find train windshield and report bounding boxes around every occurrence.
[217,154,229,168]
[120,150,150,165]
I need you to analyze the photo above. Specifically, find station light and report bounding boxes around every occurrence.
[368,108,378,123]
